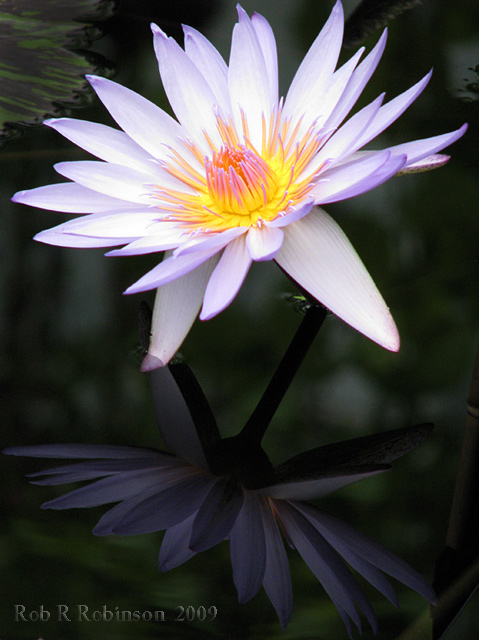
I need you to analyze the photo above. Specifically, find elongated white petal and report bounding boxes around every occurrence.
[124,246,220,295]
[200,235,252,320]
[45,118,159,176]
[34,227,131,248]
[152,24,222,151]
[86,75,189,162]
[298,505,436,603]
[230,491,266,603]
[158,513,197,570]
[310,93,384,171]
[183,25,231,114]
[246,225,284,261]
[190,480,244,552]
[54,161,158,205]
[324,29,387,131]
[12,182,138,213]
[260,469,388,500]
[55,209,162,239]
[276,501,376,634]
[229,7,273,148]
[284,0,344,132]
[142,254,220,369]
[388,123,468,166]
[148,366,208,468]
[251,12,278,104]
[276,208,400,351]
[355,72,432,150]
[313,150,407,204]
[259,497,292,629]
[173,226,245,258]
[106,226,187,256]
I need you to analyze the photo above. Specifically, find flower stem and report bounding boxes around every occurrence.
[239,304,327,446]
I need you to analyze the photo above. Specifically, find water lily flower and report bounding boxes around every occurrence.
[12,1,466,366]
[4,365,435,634]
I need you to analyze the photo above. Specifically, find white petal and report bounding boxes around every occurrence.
[86,75,189,162]
[124,246,221,294]
[34,229,128,248]
[283,1,344,132]
[106,226,186,256]
[228,7,273,148]
[251,12,278,106]
[246,225,284,261]
[152,24,221,151]
[183,25,231,114]
[312,150,407,204]
[142,254,220,368]
[148,366,208,467]
[387,123,468,166]
[308,94,384,174]
[55,209,163,239]
[324,30,387,131]
[355,72,432,150]
[54,161,158,205]
[275,208,400,351]
[200,235,252,320]
[12,182,137,214]
[45,118,159,176]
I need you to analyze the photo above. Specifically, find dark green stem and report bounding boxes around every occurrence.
[239,304,327,447]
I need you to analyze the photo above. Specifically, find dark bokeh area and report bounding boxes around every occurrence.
[1,0,478,638]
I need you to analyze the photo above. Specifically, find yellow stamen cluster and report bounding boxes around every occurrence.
[155,109,323,232]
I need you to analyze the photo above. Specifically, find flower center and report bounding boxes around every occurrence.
[155,110,324,232]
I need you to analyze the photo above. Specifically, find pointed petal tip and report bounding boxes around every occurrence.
[141,353,165,372]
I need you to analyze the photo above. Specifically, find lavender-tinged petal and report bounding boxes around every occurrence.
[173,226,246,258]
[3,444,161,459]
[230,491,266,603]
[41,466,183,509]
[190,480,245,553]
[45,118,159,176]
[277,501,378,635]
[112,471,213,535]
[50,209,164,239]
[11,182,140,214]
[34,229,130,249]
[283,1,344,132]
[53,161,161,205]
[259,496,292,629]
[106,228,186,256]
[152,24,222,151]
[124,247,221,295]
[266,199,314,228]
[251,12,278,104]
[158,512,197,570]
[309,94,384,172]
[183,25,230,114]
[296,503,398,606]
[315,47,364,126]
[148,366,208,468]
[86,75,191,163]
[387,124,468,167]
[298,507,436,603]
[354,71,432,149]
[312,150,407,204]
[229,7,273,148]
[142,254,220,369]
[200,235,252,321]
[259,468,388,500]
[27,455,176,484]
[324,30,387,131]
[276,207,400,352]
[246,225,284,261]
